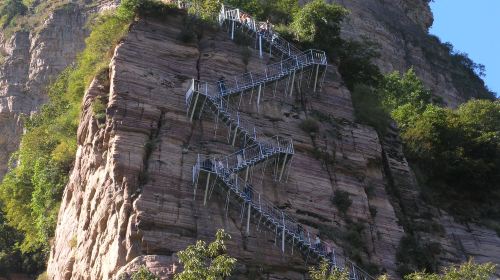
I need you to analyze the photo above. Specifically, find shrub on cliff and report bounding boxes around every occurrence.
[404,260,496,280]
[377,69,500,226]
[174,229,236,280]
[331,190,352,214]
[130,266,159,280]
[0,0,27,28]
[309,260,350,280]
[290,0,348,52]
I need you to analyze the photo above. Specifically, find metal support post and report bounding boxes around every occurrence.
[231,126,238,146]
[289,71,296,97]
[231,21,235,40]
[278,153,288,181]
[193,170,199,201]
[256,84,262,112]
[313,64,320,92]
[189,93,199,122]
[259,35,263,58]
[203,172,211,206]
[246,203,251,236]
[281,211,285,253]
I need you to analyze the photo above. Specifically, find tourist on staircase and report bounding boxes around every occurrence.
[218,76,226,95]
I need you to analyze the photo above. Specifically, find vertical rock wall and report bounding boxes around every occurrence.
[48,14,404,279]
[0,1,118,180]
[330,0,470,107]
[47,3,500,280]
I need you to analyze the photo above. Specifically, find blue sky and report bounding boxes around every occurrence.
[429,1,499,95]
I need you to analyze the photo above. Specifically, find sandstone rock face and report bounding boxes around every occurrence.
[47,14,404,279]
[330,0,466,107]
[47,8,500,280]
[0,1,117,180]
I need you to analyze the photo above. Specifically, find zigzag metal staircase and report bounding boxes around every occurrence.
[183,4,375,280]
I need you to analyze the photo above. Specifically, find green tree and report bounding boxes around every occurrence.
[309,260,349,280]
[337,40,382,90]
[130,265,159,280]
[290,0,348,51]
[224,0,265,20]
[188,0,221,21]
[0,0,27,28]
[201,0,221,21]
[309,260,389,280]
[404,260,496,280]
[174,229,236,280]
[378,68,431,114]
[377,68,499,223]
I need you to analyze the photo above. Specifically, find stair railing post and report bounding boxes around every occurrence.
[203,172,211,206]
[246,201,251,236]
[281,211,285,253]
[231,20,235,40]
[259,34,263,58]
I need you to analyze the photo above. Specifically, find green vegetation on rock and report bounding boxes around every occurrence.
[0,0,27,28]
[290,0,348,51]
[130,265,160,280]
[174,229,236,280]
[404,260,496,280]
[309,260,495,280]
[376,69,500,225]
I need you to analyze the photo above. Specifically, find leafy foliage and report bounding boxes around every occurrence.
[0,0,27,28]
[396,234,441,275]
[309,260,350,280]
[331,190,352,214]
[309,260,388,280]
[290,0,348,52]
[378,69,500,226]
[404,260,496,280]
[378,68,431,114]
[300,118,320,134]
[337,39,381,90]
[399,100,500,220]
[174,229,236,280]
[350,84,390,134]
[188,0,221,21]
[130,265,159,280]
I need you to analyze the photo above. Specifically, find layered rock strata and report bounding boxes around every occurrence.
[47,5,500,280]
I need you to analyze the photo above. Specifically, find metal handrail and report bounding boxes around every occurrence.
[218,49,327,97]
[219,5,302,57]
[183,3,372,280]
[193,159,374,280]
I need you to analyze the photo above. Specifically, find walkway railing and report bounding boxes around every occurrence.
[193,155,374,280]
[219,49,327,97]
[183,4,375,280]
[219,4,302,57]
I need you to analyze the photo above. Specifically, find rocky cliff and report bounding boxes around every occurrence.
[0,0,118,180]
[332,0,488,107]
[46,8,500,280]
